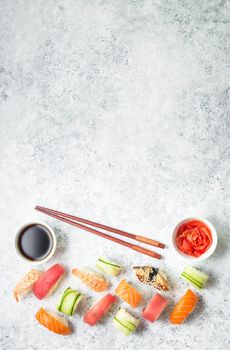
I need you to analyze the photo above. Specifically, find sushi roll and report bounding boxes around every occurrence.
[115,279,142,308]
[84,294,117,326]
[113,308,139,336]
[96,257,122,276]
[36,307,71,335]
[142,293,168,322]
[33,264,65,300]
[57,288,84,316]
[13,269,41,302]
[72,268,108,292]
[180,266,209,289]
[133,266,170,291]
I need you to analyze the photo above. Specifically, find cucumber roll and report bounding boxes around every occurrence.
[180,266,209,289]
[57,288,84,316]
[113,308,139,336]
[96,257,122,276]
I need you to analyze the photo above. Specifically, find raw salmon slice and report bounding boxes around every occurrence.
[36,307,71,335]
[170,289,198,324]
[115,279,142,308]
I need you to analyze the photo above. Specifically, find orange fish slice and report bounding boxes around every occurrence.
[36,307,71,335]
[72,268,108,292]
[170,289,198,324]
[115,279,142,308]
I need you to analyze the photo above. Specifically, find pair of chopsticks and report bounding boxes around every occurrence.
[35,206,165,259]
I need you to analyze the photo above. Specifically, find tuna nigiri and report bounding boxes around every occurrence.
[36,307,71,335]
[115,279,142,308]
[142,293,168,322]
[170,289,198,324]
[72,268,108,292]
[33,264,65,300]
[84,294,117,326]
[13,269,41,302]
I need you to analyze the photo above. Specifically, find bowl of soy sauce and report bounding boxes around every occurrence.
[15,222,57,264]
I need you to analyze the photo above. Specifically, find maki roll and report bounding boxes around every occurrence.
[57,288,84,316]
[180,266,209,289]
[96,257,122,276]
[113,308,139,336]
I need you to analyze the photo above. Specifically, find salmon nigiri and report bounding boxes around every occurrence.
[36,307,71,335]
[115,279,142,308]
[170,289,198,324]
[72,268,108,292]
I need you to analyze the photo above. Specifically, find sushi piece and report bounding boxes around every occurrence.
[180,266,209,289]
[72,268,108,292]
[36,307,71,335]
[13,269,41,302]
[133,266,169,291]
[170,289,198,324]
[114,308,139,336]
[142,293,168,322]
[57,288,84,316]
[84,294,117,326]
[115,279,142,308]
[33,264,65,300]
[96,257,122,276]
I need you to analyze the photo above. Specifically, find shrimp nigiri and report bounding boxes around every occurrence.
[13,269,41,302]
[170,289,198,324]
[72,268,108,292]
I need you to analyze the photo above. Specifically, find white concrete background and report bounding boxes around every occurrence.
[0,1,230,349]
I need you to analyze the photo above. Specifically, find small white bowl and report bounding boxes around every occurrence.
[15,221,57,265]
[172,217,217,261]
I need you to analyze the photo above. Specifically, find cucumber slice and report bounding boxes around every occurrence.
[96,257,122,276]
[184,266,209,285]
[113,308,139,335]
[70,294,84,315]
[114,318,132,336]
[57,288,83,316]
[180,266,209,289]
[116,308,139,327]
[181,272,203,289]
[56,288,73,311]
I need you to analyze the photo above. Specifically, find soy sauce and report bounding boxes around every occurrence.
[18,224,53,261]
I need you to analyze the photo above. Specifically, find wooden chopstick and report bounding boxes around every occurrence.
[35,205,165,249]
[35,206,162,259]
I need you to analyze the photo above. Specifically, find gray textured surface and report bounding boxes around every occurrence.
[0,1,230,349]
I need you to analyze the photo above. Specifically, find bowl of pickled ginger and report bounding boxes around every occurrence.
[172,217,217,261]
